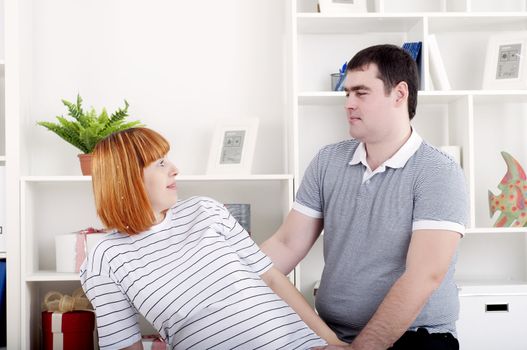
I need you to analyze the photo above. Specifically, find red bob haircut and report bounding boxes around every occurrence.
[91,127,170,235]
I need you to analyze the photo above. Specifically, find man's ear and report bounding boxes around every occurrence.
[394,81,409,106]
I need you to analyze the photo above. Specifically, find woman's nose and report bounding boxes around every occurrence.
[168,161,179,176]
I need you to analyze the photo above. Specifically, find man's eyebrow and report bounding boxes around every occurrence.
[344,85,371,93]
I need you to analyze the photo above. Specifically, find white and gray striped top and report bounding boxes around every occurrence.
[80,196,325,349]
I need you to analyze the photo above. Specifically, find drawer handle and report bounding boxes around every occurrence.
[485,303,509,312]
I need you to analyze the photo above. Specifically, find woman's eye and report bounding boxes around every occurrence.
[159,160,165,166]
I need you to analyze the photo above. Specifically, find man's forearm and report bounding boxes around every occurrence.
[350,272,440,350]
[260,236,296,275]
[261,210,323,274]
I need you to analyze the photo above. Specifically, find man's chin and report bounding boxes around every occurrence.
[348,128,364,141]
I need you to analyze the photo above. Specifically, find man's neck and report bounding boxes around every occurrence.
[365,125,412,171]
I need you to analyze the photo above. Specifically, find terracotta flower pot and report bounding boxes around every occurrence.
[78,153,93,176]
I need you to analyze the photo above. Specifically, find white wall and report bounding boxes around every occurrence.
[22,0,287,176]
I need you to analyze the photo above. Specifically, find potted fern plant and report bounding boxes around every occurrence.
[38,94,143,175]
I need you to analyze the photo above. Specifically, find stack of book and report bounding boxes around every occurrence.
[402,41,422,62]
[402,41,423,89]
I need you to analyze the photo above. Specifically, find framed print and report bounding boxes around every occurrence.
[483,32,527,89]
[318,0,367,13]
[206,118,259,175]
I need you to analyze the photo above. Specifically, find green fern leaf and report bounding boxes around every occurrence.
[37,121,90,153]
[105,100,129,128]
[38,95,142,153]
[61,94,84,121]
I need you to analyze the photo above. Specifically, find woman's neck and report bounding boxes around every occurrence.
[154,211,166,225]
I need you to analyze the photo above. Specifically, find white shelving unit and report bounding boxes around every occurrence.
[6,1,293,348]
[292,0,527,348]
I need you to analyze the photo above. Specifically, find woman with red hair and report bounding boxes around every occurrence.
[80,128,344,349]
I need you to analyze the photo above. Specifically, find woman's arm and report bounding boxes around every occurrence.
[261,266,347,346]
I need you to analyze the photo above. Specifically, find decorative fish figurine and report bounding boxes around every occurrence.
[488,151,527,227]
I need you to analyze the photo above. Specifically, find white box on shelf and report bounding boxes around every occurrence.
[457,293,527,350]
[55,231,107,273]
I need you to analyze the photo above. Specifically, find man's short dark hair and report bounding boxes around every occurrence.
[347,44,419,120]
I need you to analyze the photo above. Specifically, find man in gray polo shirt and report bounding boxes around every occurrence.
[262,44,468,349]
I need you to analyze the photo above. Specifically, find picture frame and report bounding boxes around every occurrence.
[483,32,527,89]
[318,0,368,13]
[206,118,259,175]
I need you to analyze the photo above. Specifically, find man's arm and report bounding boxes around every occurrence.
[261,266,347,345]
[347,229,461,350]
[261,209,323,275]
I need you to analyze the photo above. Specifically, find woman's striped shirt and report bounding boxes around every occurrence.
[80,196,325,349]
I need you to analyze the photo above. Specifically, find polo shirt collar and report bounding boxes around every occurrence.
[349,129,423,171]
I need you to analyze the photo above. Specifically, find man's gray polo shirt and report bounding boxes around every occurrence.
[294,131,468,343]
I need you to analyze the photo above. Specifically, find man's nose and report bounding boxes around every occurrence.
[345,94,356,109]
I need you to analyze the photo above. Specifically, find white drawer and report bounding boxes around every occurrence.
[457,294,527,350]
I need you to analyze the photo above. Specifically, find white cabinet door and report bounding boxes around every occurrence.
[457,294,527,350]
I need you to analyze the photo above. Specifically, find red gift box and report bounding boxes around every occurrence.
[42,311,95,350]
